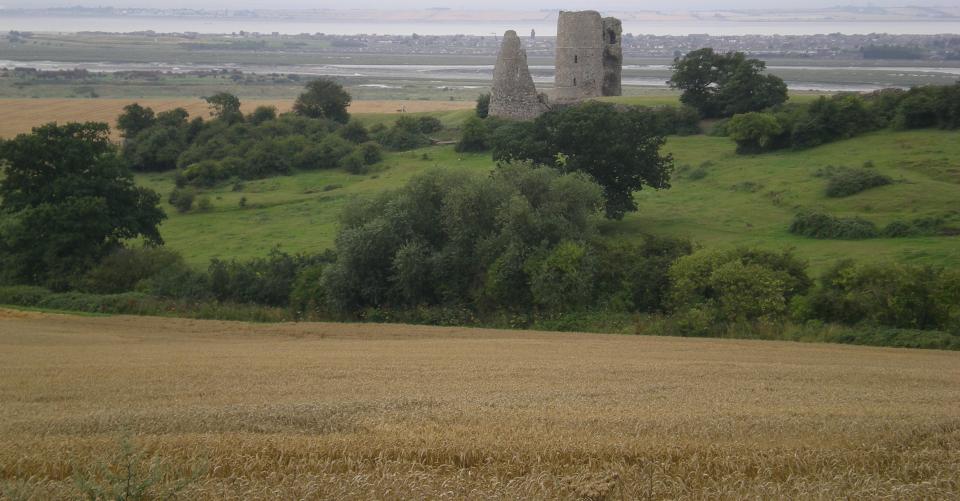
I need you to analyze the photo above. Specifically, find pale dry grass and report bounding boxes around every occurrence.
[0,310,958,499]
[0,99,472,139]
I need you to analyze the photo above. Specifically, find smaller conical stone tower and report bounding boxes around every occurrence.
[489,30,547,120]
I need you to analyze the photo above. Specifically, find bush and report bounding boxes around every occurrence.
[169,187,196,213]
[340,149,369,175]
[338,121,370,143]
[789,211,879,239]
[358,141,383,165]
[79,246,185,294]
[668,248,811,323]
[726,112,784,153]
[416,116,443,134]
[475,93,490,118]
[799,260,959,331]
[378,116,431,150]
[527,241,598,312]
[209,249,330,307]
[455,116,489,152]
[290,263,328,318]
[825,168,893,197]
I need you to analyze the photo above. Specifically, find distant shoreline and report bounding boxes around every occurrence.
[3,14,959,36]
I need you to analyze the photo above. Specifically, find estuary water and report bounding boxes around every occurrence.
[1,15,959,36]
[6,59,957,92]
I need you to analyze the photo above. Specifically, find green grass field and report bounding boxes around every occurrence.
[136,98,960,272]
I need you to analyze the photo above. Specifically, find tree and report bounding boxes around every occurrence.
[491,101,673,220]
[726,112,784,154]
[669,48,787,118]
[116,103,156,139]
[320,165,603,313]
[456,116,489,152]
[0,122,166,288]
[293,79,351,123]
[204,92,243,122]
[247,105,277,125]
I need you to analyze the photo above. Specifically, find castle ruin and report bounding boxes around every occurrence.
[488,30,548,120]
[489,10,622,120]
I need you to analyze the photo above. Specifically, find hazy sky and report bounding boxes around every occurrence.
[3,0,952,9]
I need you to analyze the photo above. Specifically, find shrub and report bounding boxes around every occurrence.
[825,168,893,197]
[726,112,783,153]
[668,248,811,323]
[338,121,370,143]
[379,117,431,150]
[290,263,328,318]
[526,241,598,312]
[169,187,196,213]
[340,149,369,175]
[789,211,879,239]
[800,260,958,331]
[196,196,213,212]
[79,246,185,294]
[358,141,383,165]
[247,105,277,125]
[209,249,330,307]
[475,93,490,118]
[456,116,489,152]
[416,116,443,134]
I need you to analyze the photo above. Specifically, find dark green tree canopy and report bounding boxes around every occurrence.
[491,101,673,220]
[116,103,156,139]
[0,122,166,288]
[669,48,788,118]
[204,92,243,122]
[293,79,352,123]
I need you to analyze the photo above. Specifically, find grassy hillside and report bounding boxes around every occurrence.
[136,104,960,271]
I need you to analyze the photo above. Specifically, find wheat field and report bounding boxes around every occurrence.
[0,99,472,139]
[0,309,958,499]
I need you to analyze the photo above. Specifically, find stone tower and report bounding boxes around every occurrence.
[489,30,548,120]
[553,10,604,104]
[553,10,622,104]
[602,17,623,97]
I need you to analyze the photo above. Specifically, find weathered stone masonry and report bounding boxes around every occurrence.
[489,30,548,120]
[490,10,622,120]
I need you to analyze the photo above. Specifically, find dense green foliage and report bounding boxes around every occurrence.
[669,48,788,118]
[821,166,893,198]
[726,84,960,154]
[797,260,960,332]
[668,248,812,324]
[0,122,166,289]
[475,93,490,119]
[292,78,351,123]
[118,93,391,191]
[491,102,674,219]
[789,211,951,240]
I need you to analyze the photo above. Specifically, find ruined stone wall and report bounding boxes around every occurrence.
[553,10,604,104]
[602,17,623,97]
[489,30,548,120]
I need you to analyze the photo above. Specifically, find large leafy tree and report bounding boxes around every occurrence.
[293,79,352,123]
[491,101,673,220]
[204,92,243,123]
[0,122,166,288]
[669,48,788,118]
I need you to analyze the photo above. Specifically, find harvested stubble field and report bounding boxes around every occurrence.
[1,310,958,499]
[0,98,473,139]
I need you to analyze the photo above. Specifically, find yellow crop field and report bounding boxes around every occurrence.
[0,99,472,139]
[1,310,958,499]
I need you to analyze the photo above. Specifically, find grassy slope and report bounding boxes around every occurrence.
[138,98,960,271]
